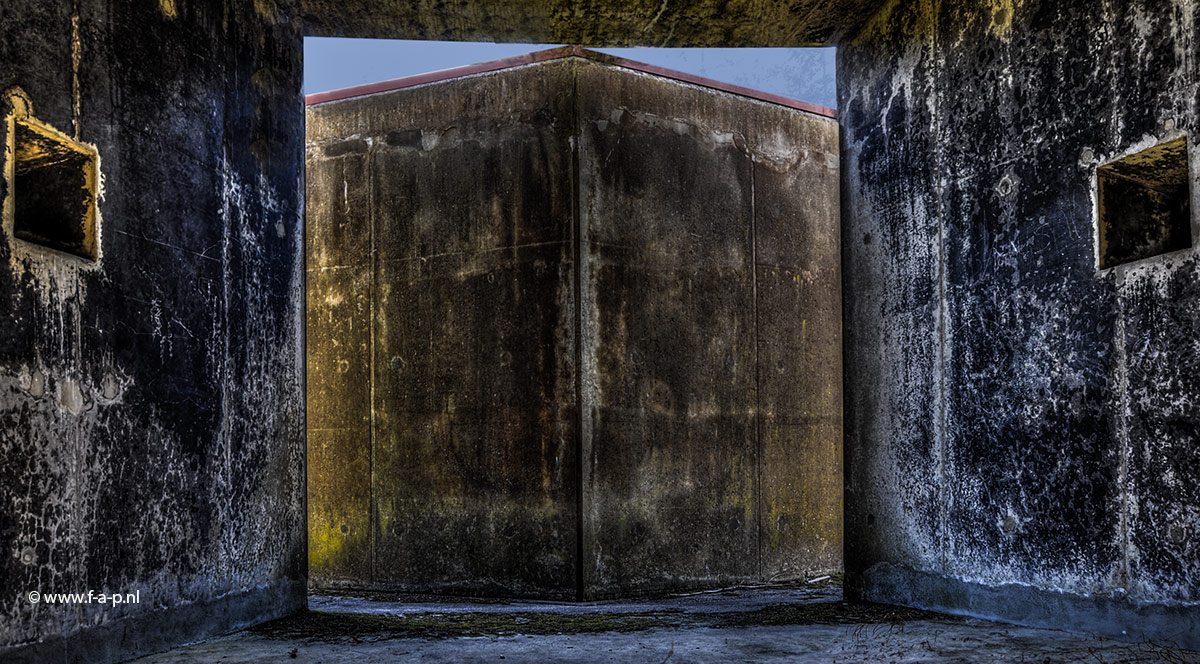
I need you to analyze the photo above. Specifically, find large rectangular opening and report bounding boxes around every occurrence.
[302,40,842,602]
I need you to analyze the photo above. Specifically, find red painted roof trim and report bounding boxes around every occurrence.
[305,45,837,119]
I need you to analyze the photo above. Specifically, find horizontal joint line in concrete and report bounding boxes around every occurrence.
[308,264,368,272]
[380,240,569,264]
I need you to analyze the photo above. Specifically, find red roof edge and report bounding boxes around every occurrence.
[305,45,837,119]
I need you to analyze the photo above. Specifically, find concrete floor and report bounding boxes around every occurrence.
[132,586,1200,663]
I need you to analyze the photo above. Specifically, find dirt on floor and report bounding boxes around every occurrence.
[131,586,1200,664]
[250,600,954,643]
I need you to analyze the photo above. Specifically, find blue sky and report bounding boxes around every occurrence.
[304,39,838,109]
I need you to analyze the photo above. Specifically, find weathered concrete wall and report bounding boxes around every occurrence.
[307,55,842,598]
[840,0,1200,648]
[577,62,843,596]
[307,60,580,597]
[300,0,888,47]
[0,2,306,662]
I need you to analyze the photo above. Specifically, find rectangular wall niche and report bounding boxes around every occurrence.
[1098,137,1192,269]
[304,49,843,599]
[10,116,99,260]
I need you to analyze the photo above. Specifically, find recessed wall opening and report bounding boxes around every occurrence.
[10,116,99,260]
[1097,136,1191,270]
[303,39,842,602]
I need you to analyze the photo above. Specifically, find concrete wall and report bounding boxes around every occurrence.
[0,2,306,662]
[306,55,842,598]
[307,61,579,597]
[577,62,843,596]
[840,0,1200,648]
[300,0,886,47]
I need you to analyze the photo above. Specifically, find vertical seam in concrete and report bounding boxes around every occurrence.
[367,142,377,586]
[69,2,84,620]
[72,270,83,629]
[299,108,310,600]
[571,60,586,601]
[70,1,81,141]
[1113,268,1131,590]
[217,80,232,590]
[1106,0,1132,592]
[931,0,950,575]
[750,158,763,580]
[219,110,232,597]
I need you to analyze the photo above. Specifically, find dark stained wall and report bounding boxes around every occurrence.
[840,0,1200,648]
[577,62,843,596]
[0,2,306,662]
[306,55,843,598]
[300,0,888,47]
[306,61,580,597]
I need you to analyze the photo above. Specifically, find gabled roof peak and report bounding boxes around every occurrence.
[306,45,836,119]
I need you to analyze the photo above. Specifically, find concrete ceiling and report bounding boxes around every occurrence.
[300,0,887,47]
